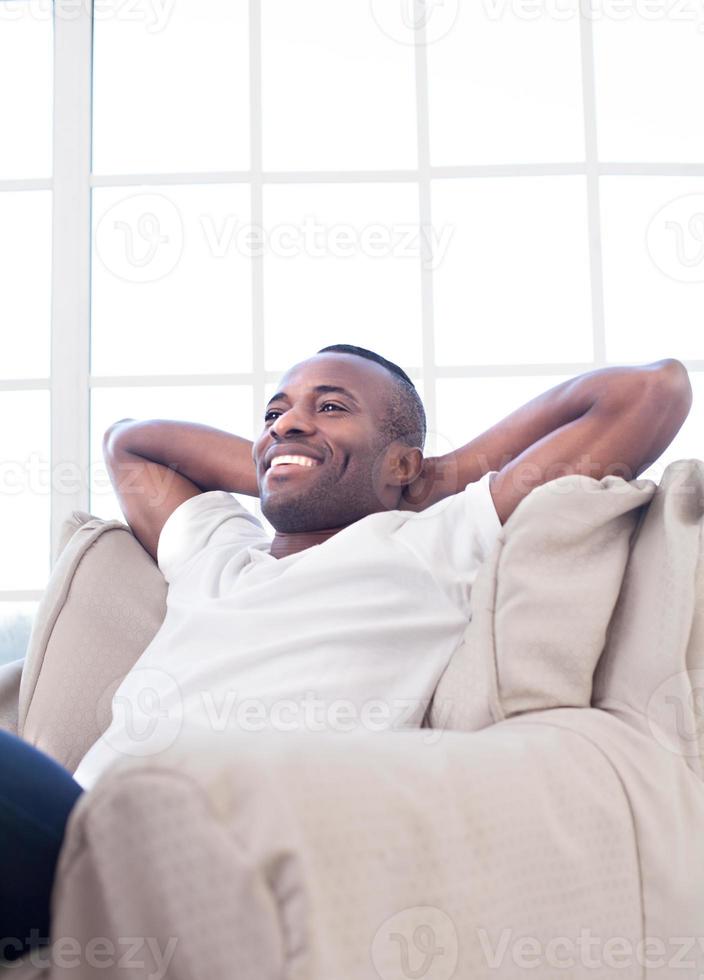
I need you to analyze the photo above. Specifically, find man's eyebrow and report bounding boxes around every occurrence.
[266,385,361,408]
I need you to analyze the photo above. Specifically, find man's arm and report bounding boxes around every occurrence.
[400,359,693,525]
[104,419,258,562]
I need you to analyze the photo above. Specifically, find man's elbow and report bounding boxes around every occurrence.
[103,418,138,454]
[649,358,693,423]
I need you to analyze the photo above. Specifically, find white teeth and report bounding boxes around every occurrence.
[269,455,319,469]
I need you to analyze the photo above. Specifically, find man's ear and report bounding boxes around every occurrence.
[396,446,424,487]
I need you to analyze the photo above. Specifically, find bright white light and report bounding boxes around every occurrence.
[0,391,50,590]
[92,0,250,173]
[0,1,52,179]
[594,16,704,162]
[601,176,704,364]
[91,185,253,376]
[0,192,51,378]
[427,1,585,165]
[262,182,423,372]
[262,0,417,170]
[432,176,593,365]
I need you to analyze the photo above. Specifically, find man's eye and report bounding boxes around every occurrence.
[264,402,344,422]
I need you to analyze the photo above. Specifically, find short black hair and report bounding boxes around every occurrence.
[316,343,426,452]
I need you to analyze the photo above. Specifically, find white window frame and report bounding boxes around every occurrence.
[1,1,703,606]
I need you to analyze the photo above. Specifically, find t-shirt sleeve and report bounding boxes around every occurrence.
[157,490,269,584]
[393,470,503,616]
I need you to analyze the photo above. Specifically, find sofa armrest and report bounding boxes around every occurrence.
[0,657,23,735]
[50,719,649,980]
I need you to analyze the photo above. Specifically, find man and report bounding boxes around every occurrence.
[71,343,692,786]
[0,344,692,961]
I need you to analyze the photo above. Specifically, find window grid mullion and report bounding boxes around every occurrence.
[579,4,606,366]
[414,15,436,453]
[50,0,93,569]
[249,0,265,524]
[83,163,704,190]
[0,179,52,191]
[0,379,50,391]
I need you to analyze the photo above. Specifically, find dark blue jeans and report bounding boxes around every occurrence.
[0,728,84,963]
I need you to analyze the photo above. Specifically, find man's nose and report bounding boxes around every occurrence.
[271,408,314,436]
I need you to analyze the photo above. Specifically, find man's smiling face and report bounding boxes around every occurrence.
[251,352,423,534]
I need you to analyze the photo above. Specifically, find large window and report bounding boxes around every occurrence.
[0,0,53,661]
[2,0,703,663]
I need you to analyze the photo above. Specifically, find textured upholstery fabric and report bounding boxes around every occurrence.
[34,713,704,979]
[429,471,654,732]
[431,461,704,781]
[45,722,647,980]
[592,458,704,773]
[18,511,167,773]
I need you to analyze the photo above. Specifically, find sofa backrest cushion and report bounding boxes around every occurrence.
[429,471,655,730]
[591,458,704,777]
[19,512,167,773]
[430,460,704,780]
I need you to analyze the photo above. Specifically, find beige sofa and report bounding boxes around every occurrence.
[1,461,703,979]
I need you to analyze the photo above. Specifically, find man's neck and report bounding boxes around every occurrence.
[269,527,345,560]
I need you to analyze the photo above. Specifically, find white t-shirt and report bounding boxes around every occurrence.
[73,471,502,790]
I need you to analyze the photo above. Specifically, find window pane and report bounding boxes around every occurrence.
[432,177,593,366]
[600,177,704,363]
[0,391,50,590]
[91,185,253,376]
[436,375,571,464]
[90,385,255,521]
[427,2,584,165]
[0,601,38,666]
[639,372,704,484]
[0,1,52,179]
[594,17,704,162]
[92,0,250,174]
[0,191,51,378]
[262,0,417,170]
[262,183,423,372]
